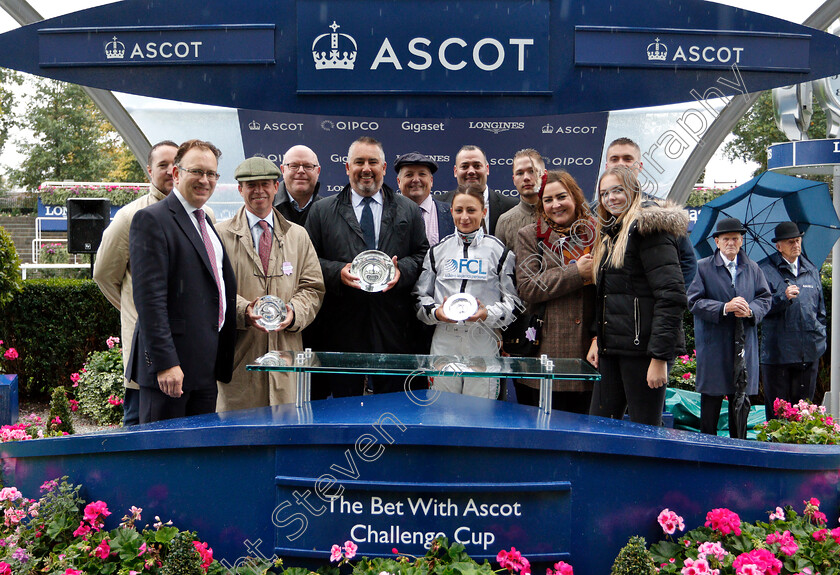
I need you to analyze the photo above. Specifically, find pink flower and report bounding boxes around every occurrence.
[705,508,742,536]
[732,549,782,575]
[497,547,531,575]
[2,348,17,361]
[69,400,79,412]
[768,507,785,521]
[70,373,81,385]
[193,541,213,570]
[73,521,91,538]
[697,541,728,562]
[548,561,573,575]
[138,542,147,556]
[64,569,83,575]
[106,336,120,349]
[330,544,343,562]
[343,540,358,559]
[0,562,10,575]
[92,539,111,559]
[0,487,22,501]
[812,529,827,542]
[830,526,840,545]
[657,508,685,535]
[766,530,798,556]
[83,500,110,530]
[681,557,714,575]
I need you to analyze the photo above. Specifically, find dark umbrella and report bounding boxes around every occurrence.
[729,318,750,439]
[691,172,840,268]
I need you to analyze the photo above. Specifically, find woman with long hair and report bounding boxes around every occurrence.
[515,170,597,413]
[586,167,688,425]
[414,186,520,399]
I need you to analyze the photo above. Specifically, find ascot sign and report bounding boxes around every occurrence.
[297,0,549,94]
[3,0,840,116]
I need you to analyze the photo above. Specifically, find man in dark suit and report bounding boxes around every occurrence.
[128,139,237,423]
[305,136,429,397]
[439,144,517,235]
[395,152,454,245]
[274,144,321,225]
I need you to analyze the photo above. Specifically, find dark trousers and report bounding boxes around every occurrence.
[590,355,666,425]
[310,373,427,400]
[139,386,217,424]
[123,387,140,427]
[762,362,820,420]
[514,381,592,414]
[700,393,754,438]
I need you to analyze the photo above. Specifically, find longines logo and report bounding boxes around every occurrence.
[321,120,379,131]
[468,121,525,134]
[248,120,304,131]
[312,22,357,70]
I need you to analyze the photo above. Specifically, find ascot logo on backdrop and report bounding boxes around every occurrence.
[297,0,550,94]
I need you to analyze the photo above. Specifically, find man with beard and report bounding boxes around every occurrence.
[495,148,545,251]
[305,136,429,397]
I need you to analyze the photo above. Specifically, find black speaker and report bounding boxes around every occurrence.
[67,198,111,254]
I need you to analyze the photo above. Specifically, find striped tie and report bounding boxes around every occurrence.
[257,220,271,275]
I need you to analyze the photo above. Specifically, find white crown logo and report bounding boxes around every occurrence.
[312,22,357,70]
[248,120,261,130]
[105,36,125,60]
[541,124,554,134]
[647,38,667,62]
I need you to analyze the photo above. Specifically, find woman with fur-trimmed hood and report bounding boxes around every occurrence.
[585,167,688,425]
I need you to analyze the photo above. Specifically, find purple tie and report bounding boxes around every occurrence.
[194,209,224,329]
[257,220,271,275]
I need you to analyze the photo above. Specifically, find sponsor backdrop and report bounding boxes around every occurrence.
[238,111,609,199]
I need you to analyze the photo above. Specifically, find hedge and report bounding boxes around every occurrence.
[0,279,119,395]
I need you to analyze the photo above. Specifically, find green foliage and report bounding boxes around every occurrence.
[724,90,827,176]
[685,188,729,207]
[756,399,840,445]
[8,79,137,191]
[0,225,22,308]
[39,183,147,207]
[0,69,22,156]
[75,344,125,426]
[668,351,696,391]
[160,532,206,575]
[611,536,656,575]
[48,387,75,435]
[649,500,840,575]
[0,279,119,394]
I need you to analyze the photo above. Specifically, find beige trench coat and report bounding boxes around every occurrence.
[515,221,596,392]
[215,207,325,410]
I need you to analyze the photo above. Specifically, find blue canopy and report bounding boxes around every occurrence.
[690,172,840,268]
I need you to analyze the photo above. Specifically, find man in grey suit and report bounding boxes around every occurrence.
[128,139,237,423]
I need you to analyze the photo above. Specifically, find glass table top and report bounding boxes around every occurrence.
[247,351,600,380]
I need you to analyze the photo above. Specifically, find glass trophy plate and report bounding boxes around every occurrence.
[443,293,478,321]
[351,250,395,292]
[254,295,286,331]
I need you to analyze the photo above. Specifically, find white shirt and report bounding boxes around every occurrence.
[786,256,799,277]
[173,189,227,328]
[351,189,383,247]
[245,209,273,251]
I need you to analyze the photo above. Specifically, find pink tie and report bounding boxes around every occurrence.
[257,220,271,275]
[194,209,224,329]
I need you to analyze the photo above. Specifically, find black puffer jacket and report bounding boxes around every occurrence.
[595,202,688,360]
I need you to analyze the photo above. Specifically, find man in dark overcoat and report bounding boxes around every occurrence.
[305,136,429,397]
[758,222,827,419]
[687,218,771,436]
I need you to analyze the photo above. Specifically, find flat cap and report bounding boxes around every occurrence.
[394,152,438,174]
[234,156,281,182]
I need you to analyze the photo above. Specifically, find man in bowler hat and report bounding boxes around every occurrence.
[758,222,827,419]
[687,217,771,436]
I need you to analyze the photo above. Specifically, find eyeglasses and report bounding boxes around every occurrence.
[284,163,319,173]
[178,166,221,181]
